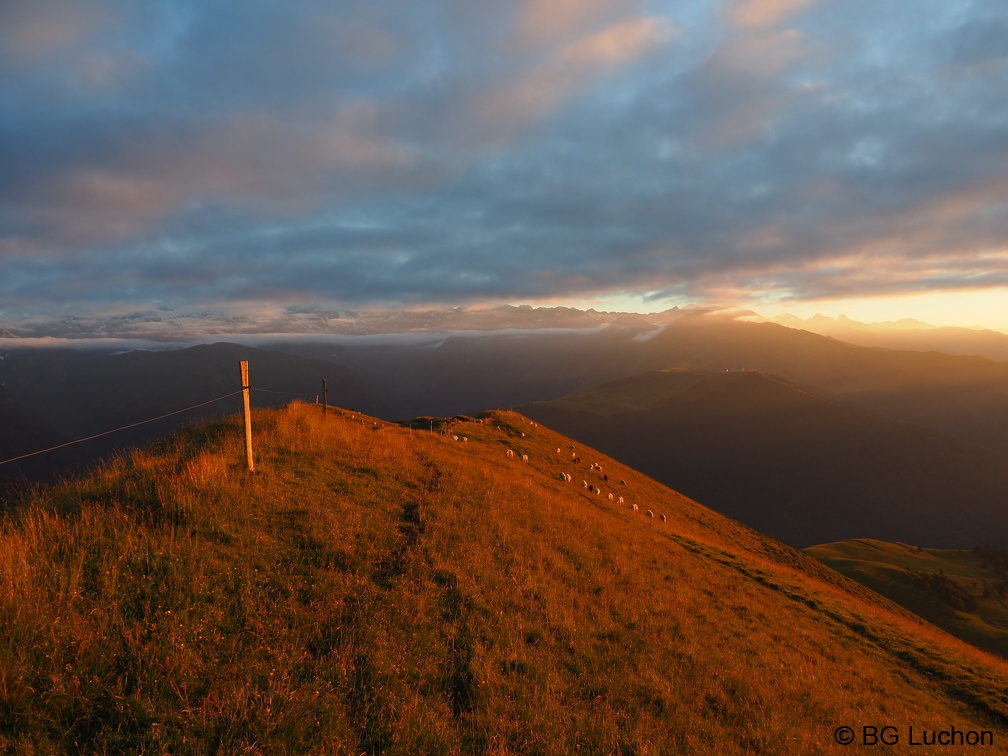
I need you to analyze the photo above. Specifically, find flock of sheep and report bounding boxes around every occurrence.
[351,409,668,523]
[494,418,667,524]
[365,411,667,523]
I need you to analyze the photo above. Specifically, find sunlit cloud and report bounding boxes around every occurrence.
[726,0,816,29]
[473,16,675,135]
[507,0,642,48]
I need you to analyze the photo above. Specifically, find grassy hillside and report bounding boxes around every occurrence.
[520,369,1008,549]
[3,403,1008,752]
[806,539,1008,660]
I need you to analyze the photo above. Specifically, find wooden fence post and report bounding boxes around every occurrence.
[322,378,328,415]
[240,360,255,472]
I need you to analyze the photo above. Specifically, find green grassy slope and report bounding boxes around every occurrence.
[806,539,1008,660]
[2,403,1008,753]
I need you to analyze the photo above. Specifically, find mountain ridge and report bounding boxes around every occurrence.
[768,313,1008,361]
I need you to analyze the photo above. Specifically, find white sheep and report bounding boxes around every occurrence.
[462,437,468,442]
[607,493,614,501]
[558,472,567,481]
[596,488,601,496]
[506,449,515,458]
[645,510,654,518]
[619,479,627,486]
[617,496,624,505]
[565,473,572,482]
[659,513,666,522]
[581,480,588,489]
[452,435,459,441]
[630,503,638,511]
[521,454,529,463]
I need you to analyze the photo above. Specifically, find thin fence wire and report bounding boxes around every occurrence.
[0,389,245,467]
[251,387,317,398]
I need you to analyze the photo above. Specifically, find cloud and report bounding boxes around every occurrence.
[726,0,815,29]
[2,5,675,255]
[473,17,675,134]
[2,0,1007,334]
[2,100,441,250]
[0,0,114,67]
[680,27,808,148]
[507,0,643,50]
[71,49,154,93]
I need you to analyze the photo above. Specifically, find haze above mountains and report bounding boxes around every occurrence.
[3,307,1007,551]
[6,304,1008,361]
[770,312,1008,362]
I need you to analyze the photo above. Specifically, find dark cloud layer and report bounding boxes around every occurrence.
[2,0,1007,333]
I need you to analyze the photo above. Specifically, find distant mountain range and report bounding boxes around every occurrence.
[770,313,1008,361]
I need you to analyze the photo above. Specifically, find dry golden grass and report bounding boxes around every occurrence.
[2,402,1008,753]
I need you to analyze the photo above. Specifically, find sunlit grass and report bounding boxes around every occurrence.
[2,402,1008,752]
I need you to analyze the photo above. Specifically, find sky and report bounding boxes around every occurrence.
[2,0,1008,336]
